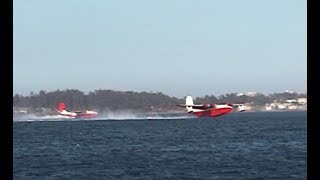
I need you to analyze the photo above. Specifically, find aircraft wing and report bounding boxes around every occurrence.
[176,104,215,111]
[176,104,206,108]
[231,104,243,107]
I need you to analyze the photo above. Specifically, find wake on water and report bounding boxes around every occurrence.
[13,114,75,122]
[13,111,194,122]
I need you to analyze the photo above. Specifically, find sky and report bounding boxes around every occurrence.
[13,0,307,98]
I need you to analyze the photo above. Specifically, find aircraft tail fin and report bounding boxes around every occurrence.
[58,102,66,111]
[186,96,194,106]
[185,96,194,112]
[176,96,196,112]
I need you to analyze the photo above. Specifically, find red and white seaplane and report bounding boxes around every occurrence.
[57,102,98,118]
[177,96,246,118]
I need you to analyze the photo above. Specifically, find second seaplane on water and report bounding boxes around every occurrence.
[57,102,98,118]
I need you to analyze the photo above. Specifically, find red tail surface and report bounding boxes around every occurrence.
[58,103,66,111]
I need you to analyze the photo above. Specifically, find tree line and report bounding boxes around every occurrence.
[13,89,307,112]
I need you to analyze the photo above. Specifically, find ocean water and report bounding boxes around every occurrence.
[13,111,307,180]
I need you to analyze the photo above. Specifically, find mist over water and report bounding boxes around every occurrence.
[13,110,194,122]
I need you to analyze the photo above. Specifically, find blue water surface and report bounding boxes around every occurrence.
[13,111,307,179]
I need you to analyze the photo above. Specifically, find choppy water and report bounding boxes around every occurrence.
[13,111,307,179]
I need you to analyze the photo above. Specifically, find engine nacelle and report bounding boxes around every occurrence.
[237,105,246,112]
[186,105,193,113]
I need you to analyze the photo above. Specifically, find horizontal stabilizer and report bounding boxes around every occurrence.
[177,104,208,108]
[176,104,187,107]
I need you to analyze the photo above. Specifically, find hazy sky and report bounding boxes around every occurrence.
[13,0,306,98]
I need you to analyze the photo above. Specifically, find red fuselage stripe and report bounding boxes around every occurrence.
[193,107,232,117]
